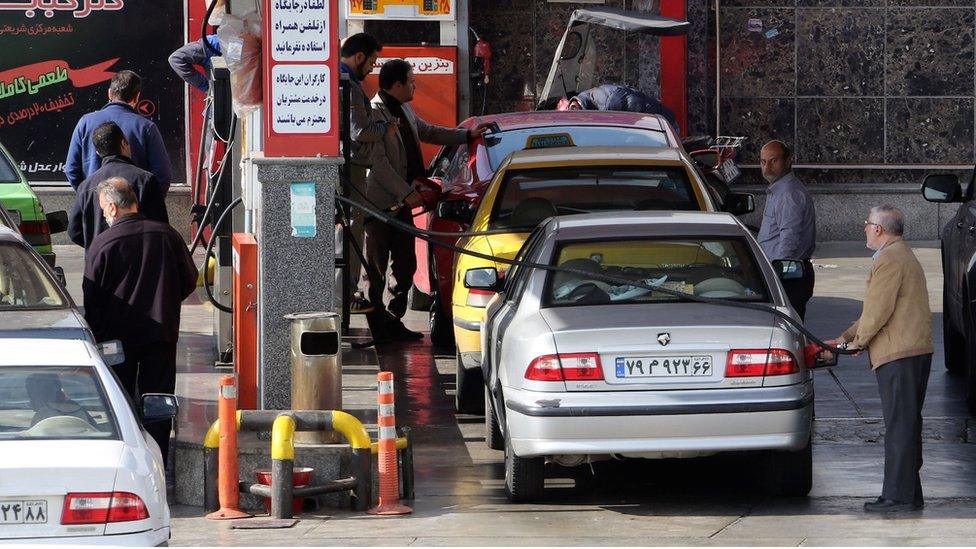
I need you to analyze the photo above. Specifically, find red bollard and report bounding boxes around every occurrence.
[206,375,251,520]
[368,372,411,516]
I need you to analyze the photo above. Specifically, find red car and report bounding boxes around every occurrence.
[414,110,683,346]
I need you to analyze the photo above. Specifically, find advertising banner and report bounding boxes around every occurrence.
[0,1,185,184]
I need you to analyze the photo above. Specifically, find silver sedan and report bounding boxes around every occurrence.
[472,211,829,502]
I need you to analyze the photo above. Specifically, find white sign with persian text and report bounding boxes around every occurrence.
[272,65,331,134]
[271,0,330,62]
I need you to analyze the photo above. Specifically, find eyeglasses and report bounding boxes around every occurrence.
[864,220,881,228]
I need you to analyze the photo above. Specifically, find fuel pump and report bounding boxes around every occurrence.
[470,27,491,116]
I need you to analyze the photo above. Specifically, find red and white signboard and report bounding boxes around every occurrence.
[362,46,457,163]
[263,0,340,157]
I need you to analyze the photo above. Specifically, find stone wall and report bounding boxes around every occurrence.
[719,0,976,166]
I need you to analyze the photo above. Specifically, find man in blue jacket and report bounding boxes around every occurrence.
[168,35,222,94]
[65,70,173,193]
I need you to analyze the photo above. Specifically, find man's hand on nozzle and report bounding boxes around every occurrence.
[468,122,493,140]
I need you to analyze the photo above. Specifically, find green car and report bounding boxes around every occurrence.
[0,142,67,266]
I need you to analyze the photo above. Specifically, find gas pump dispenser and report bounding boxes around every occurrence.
[342,0,468,159]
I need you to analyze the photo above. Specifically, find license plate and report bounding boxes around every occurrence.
[615,356,713,378]
[0,500,48,524]
[719,159,741,183]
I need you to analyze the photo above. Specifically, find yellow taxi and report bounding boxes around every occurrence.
[451,141,756,413]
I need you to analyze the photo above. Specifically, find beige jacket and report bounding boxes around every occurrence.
[347,77,386,167]
[365,93,468,210]
[841,238,933,368]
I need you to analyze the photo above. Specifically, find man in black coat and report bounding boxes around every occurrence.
[68,122,168,249]
[83,178,197,466]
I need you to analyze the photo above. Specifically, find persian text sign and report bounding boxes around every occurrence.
[0,2,185,183]
[0,0,124,19]
[263,0,339,157]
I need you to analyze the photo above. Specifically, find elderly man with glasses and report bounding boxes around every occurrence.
[826,205,933,513]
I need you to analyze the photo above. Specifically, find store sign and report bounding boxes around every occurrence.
[0,1,185,183]
[264,0,339,157]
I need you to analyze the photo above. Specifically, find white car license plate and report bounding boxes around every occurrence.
[0,500,48,524]
[615,356,712,378]
[719,159,741,183]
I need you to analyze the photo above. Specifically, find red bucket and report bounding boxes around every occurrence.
[254,467,314,515]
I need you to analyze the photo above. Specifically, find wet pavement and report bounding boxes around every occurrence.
[54,241,976,545]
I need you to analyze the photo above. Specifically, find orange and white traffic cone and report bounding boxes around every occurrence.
[368,372,412,516]
[206,375,251,520]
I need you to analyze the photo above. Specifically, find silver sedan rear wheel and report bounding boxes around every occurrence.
[763,438,813,496]
[485,387,503,450]
[504,427,544,502]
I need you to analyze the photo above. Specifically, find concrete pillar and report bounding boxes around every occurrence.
[252,155,342,410]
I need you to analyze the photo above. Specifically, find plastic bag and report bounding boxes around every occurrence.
[216,12,263,117]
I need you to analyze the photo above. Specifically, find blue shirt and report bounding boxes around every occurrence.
[757,172,817,260]
[64,102,172,192]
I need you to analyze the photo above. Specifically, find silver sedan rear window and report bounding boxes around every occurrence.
[546,238,770,306]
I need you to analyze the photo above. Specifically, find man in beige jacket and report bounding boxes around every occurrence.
[365,59,489,342]
[826,205,933,513]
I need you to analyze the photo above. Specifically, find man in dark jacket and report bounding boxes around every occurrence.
[570,84,679,132]
[83,178,197,465]
[68,122,168,249]
[65,70,173,192]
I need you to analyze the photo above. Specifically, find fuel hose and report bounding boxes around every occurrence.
[202,196,243,313]
[334,193,856,357]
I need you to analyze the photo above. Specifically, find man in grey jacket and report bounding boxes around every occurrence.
[365,59,489,342]
[341,33,395,314]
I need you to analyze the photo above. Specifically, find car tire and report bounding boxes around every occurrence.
[429,294,455,348]
[456,348,485,415]
[944,287,965,375]
[962,288,976,413]
[763,439,812,497]
[485,387,503,450]
[504,428,544,502]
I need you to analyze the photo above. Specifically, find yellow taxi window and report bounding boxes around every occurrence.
[489,166,698,231]
[545,238,769,306]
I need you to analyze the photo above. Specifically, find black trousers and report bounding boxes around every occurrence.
[781,260,815,320]
[364,209,416,319]
[111,341,177,467]
[875,354,931,503]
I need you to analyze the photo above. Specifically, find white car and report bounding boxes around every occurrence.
[0,339,175,545]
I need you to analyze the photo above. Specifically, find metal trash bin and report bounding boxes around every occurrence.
[285,312,342,443]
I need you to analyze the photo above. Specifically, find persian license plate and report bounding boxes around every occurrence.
[615,356,712,378]
[719,159,742,183]
[0,500,47,524]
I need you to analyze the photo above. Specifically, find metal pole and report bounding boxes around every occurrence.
[353,447,371,512]
[271,458,295,519]
[340,75,353,330]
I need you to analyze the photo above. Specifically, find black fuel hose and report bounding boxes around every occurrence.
[202,0,220,55]
[202,196,243,313]
[189,114,238,255]
[335,193,856,356]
